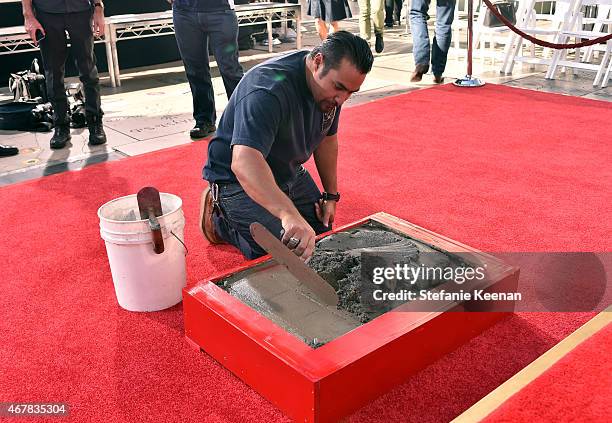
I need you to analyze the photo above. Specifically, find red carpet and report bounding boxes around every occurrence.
[1,84,610,422]
[484,323,612,422]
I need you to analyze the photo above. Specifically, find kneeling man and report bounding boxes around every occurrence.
[200,31,374,261]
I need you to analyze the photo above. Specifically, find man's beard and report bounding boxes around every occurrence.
[318,99,337,113]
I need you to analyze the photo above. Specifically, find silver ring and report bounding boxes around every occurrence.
[287,237,300,249]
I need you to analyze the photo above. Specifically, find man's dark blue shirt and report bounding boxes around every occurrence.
[203,50,341,186]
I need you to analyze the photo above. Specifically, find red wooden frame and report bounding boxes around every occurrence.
[184,212,519,422]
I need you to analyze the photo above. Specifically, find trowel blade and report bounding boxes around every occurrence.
[137,187,163,220]
[249,222,339,306]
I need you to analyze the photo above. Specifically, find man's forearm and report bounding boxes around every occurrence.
[22,0,35,17]
[231,146,300,221]
[313,135,338,194]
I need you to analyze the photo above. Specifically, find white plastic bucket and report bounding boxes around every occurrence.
[98,193,187,312]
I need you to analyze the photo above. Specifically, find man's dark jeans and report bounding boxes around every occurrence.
[211,167,330,259]
[173,7,244,126]
[37,9,102,125]
[385,0,403,25]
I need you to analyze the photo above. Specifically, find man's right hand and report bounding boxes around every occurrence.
[231,145,317,260]
[24,14,44,46]
[280,212,316,261]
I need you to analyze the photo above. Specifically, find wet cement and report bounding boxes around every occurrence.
[220,221,467,348]
[310,221,457,323]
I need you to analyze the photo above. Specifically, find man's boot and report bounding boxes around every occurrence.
[50,124,71,149]
[375,32,384,53]
[410,63,429,82]
[0,144,19,157]
[190,122,216,140]
[87,114,107,145]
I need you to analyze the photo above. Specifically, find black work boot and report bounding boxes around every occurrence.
[87,114,107,145]
[190,122,216,140]
[50,125,71,149]
[0,144,19,157]
[375,32,384,53]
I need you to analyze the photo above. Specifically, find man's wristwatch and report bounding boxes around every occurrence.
[321,192,340,202]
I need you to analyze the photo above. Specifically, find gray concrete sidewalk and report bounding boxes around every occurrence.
[1,18,610,186]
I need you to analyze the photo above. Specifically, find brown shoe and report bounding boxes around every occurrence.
[410,64,429,82]
[199,187,226,244]
[433,75,445,84]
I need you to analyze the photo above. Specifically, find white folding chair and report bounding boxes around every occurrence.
[473,0,527,63]
[545,0,612,87]
[501,0,580,74]
[452,0,481,57]
[581,3,611,61]
[601,39,612,86]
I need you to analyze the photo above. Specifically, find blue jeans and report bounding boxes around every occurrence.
[173,7,244,125]
[211,168,330,259]
[409,0,456,76]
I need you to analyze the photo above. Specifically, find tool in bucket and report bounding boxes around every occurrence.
[137,187,164,254]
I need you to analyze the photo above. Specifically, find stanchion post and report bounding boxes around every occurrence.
[454,0,485,87]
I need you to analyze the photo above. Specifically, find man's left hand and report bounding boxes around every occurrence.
[93,7,105,37]
[315,199,336,228]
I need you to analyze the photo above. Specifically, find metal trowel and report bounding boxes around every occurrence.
[249,222,339,306]
[137,186,164,254]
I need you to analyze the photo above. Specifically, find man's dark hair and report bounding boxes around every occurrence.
[309,31,374,76]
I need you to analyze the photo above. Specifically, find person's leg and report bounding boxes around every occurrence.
[357,0,372,40]
[394,0,403,23]
[329,21,340,33]
[173,7,215,126]
[385,0,395,27]
[211,169,328,259]
[207,10,244,100]
[371,0,385,52]
[65,10,101,117]
[212,183,284,260]
[37,11,69,126]
[409,0,432,78]
[371,0,386,34]
[431,0,456,78]
[66,9,106,144]
[315,18,328,40]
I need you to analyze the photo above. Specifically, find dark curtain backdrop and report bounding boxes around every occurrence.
[0,1,179,87]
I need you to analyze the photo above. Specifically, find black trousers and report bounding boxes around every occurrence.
[385,0,403,24]
[37,9,102,125]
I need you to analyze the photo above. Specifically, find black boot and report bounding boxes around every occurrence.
[0,144,19,157]
[190,122,216,140]
[50,125,71,149]
[375,32,384,53]
[87,114,107,145]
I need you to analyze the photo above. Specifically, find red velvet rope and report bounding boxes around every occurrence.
[482,0,612,49]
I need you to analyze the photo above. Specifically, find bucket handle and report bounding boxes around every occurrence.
[171,230,188,256]
[148,215,165,254]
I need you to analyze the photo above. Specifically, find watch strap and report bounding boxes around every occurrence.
[321,192,340,202]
